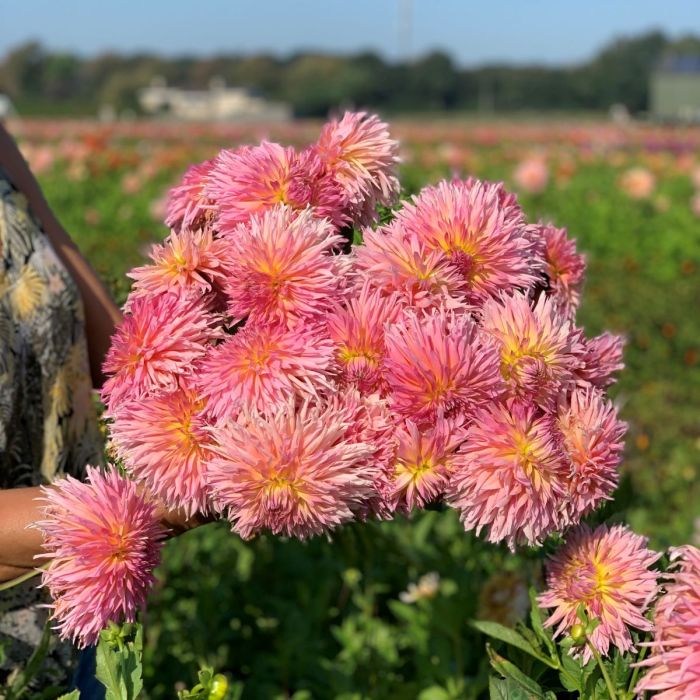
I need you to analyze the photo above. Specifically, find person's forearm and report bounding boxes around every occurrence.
[0,124,122,388]
[0,487,46,583]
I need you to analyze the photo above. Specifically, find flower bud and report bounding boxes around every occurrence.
[570,623,587,645]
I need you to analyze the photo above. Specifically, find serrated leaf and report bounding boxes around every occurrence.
[472,620,546,662]
[559,651,585,693]
[488,675,536,700]
[95,638,127,700]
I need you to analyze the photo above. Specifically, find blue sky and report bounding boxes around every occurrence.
[3,0,699,66]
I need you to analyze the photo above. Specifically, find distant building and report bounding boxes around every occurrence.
[0,94,16,119]
[650,55,700,122]
[137,77,291,122]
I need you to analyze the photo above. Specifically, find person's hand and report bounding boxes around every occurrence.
[155,502,217,536]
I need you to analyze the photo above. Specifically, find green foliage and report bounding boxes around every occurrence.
[95,623,144,700]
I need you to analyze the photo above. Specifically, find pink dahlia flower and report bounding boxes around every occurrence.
[557,388,626,522]
[128,228,232,300]
[535,223,586,318]
[574,332,625,389]
[480,292,582,410]
[196,321,336,421]
[165,158,215,230]
[205,141,298,230]
[383,310,502,423]
[513,156,549,194]
[36,466,166,647]
[354,224,470,311]
[207,399,375,539]
[392,179,541,302]
[101,294,221,412]
[314,111,400,223]
[326,283,405,393]
[635,545,700,699]
[538,523,660,661]
[222,206,347,327]
[110,387,214,516]
[619,167,656,200]
[447,400,569,549]
[388,417,467,513]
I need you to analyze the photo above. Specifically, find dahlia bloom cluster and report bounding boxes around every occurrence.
[43,112,631,644]
[101,111,625,549]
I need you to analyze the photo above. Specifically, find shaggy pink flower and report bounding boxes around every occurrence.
[557,388,626,522]
[327,283,404,393]
[341,390,397,519]
[383,310,503,423]
[538,524,660,661]
[392,179,541,302]
[619,167,656,200]
[165,158,215,230]
[101,294,221,412]
[207,399,375,539]
[36,466,166,647]
[388,417,467,513]
[206,141,298,230]
[574,332,625,389]
[447,400,569,549]
[355,225,470,311]
[535,223,586,317]
[128,228,232,299]
[286,146,350,229]
[480,292,582,410]
[513,156,549,194]
[314,111,400,223]
[196,321,336,420]
[223,206,347,327]
[110,388,214,516]
[635,545,700,699]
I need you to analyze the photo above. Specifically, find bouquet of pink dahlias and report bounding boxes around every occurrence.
[41,112,628,646]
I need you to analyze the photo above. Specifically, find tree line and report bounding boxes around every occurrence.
[1,31,699,117]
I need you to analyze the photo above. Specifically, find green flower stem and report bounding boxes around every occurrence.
[587,641,618,700]
[0,565,46,592]
[626,641,649,699]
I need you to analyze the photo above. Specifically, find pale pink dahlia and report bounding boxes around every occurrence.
[207,399,375,539]
[480,292,582,410]
[574,332,625,389]
[110,387,214,516]
[535,223,586,318]
[326,283,405,393]
[354,224,470,311]
[36,466,166,647]
[165,158,215,230]
[635,545,700,699]
[447,400,569,549]
[205,141,298,231]
[196,322,336,421]
[383,310,503,423]
[388,417,467,513]
[557,388,626,522]
[223,206,347,327]
[314,111,400,223]
[128,228,232,299]
[392,179,541,302]
[101,294,221,412]
[538,524,660,661]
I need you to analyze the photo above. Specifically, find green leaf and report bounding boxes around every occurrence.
[96,636,127,700]
[488,676,537,700]
[559,651,586,693]
[57,693,81,700]
[472,619,550,664]
[528,588,556,658]
[487,645,546,698]
[6,620,53,700]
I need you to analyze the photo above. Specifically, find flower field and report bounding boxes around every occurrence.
[10,116,700,699]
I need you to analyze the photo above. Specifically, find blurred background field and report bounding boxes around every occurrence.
[6,115,699,699]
